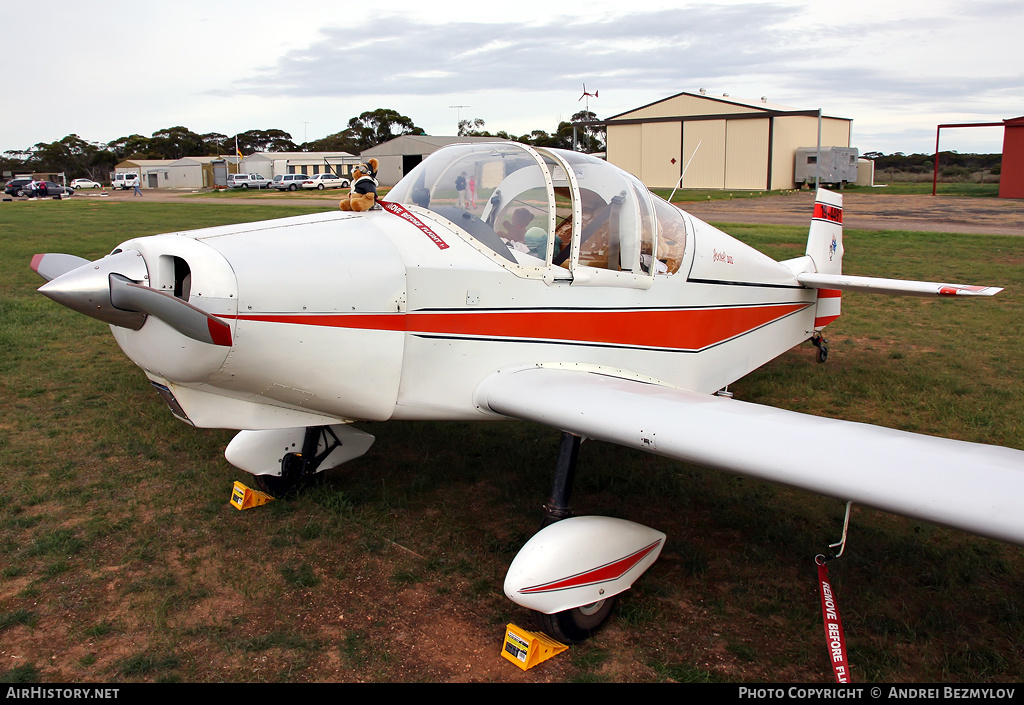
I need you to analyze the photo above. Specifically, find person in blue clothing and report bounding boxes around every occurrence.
[455,171,468,208]
[133,179,142,197]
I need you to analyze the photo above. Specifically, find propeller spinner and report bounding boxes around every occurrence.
[33,250,232,347]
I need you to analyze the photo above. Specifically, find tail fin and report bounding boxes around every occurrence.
[805,189,843,330]
[805,188,843,276]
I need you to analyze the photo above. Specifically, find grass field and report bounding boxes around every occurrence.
[2,198,1024,683]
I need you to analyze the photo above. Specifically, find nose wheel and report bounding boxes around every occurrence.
[532,596,618,644]
[253,425,344,497]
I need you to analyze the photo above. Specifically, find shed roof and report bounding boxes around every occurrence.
[116,159,177,168]
[361,135,506,157]
[168,155,240,167]
[242,151,355,161]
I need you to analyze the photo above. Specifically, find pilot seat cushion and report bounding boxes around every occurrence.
[339,159,380,212]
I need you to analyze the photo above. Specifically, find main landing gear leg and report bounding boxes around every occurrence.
[255,425,344,497]
[811,332,829,364]
[542,431,581,527]
[531,431,618,643]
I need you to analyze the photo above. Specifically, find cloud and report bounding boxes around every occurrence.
[223,6,797,99]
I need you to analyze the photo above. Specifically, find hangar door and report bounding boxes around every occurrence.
[725,119,769,190]
[640,121,682,189]
[681,120,726,189]
[681,118,770,190]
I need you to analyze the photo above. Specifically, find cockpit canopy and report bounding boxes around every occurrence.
[387,142,687,279]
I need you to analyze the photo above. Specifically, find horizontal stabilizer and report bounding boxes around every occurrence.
[476,366,1024,546]
[798,272,1002,297]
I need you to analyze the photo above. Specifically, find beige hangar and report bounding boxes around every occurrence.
[605,91,852,190]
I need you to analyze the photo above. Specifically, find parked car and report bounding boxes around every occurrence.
[228,173,272,189]
[271,174,309,191]
[70,178,102,189]
[301,173,350,190]
[4,177,34,197]
[29,181,74,198]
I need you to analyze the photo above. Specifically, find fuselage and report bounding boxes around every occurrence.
[111,220,816,429]
[85,144,820,429]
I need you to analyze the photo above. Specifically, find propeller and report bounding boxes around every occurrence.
[33,250,232,347]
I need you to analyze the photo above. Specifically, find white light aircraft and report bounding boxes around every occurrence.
[32,142,1021,643]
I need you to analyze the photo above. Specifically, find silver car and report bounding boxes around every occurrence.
[228,173,272,189]
[272,174,308,191]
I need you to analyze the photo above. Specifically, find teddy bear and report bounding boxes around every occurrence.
[339,159,380,212]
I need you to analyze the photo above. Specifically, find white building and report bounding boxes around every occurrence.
[114,160,177,189]
[166,156,241,189]
[239,152,360,180]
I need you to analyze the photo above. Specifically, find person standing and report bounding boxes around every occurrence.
[469,175,477,209]
[455,171,467,209]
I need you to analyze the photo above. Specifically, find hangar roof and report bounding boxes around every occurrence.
[607,90,849,123]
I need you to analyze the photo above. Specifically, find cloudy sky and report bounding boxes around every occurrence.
[3,0,1021,156]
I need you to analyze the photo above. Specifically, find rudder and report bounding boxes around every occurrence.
[806,189,843,331]
[805,188,844,276]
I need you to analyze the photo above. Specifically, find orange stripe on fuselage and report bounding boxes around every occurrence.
[230,303,810,352]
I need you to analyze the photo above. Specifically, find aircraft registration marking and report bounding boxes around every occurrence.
[813,202,843,224]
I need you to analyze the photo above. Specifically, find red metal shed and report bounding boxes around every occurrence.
[999,116,1024,199]
[933,116,1024,198]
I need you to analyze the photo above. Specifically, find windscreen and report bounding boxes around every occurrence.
[389,143,554,265]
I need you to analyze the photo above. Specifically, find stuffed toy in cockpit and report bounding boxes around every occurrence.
[339,158,380,212]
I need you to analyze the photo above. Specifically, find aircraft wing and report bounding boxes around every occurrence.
[475,366,1024,546]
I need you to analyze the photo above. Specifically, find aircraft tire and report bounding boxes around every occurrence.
[531,596,617,644]
[253,471,303,498]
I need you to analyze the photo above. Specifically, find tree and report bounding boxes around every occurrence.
[300,131,361,154]
[236,129,298,154]
[201,132,230,154]
[107,134,156,160]
[25,134,117,180]
[345,109,425,151]
[569,109,605,154]
[458,118,487,137]
[2,148,31,175]
[151,126,207,159]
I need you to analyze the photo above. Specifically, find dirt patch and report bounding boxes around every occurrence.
[679,191,1024,236]
[76,188,1024,236]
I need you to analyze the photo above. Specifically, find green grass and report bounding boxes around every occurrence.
[845,181,1001,197]
[653,187,796,203]
[1,197,1023,682]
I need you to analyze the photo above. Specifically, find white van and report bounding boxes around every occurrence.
[112,173,140,190]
